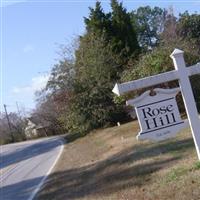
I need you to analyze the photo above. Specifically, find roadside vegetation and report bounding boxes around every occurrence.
[0,112,26,144]
[1,1,200,145]
[34,3,200,198]
[34,0,200,138]
[36,121,200,200]
[2,1,199,198]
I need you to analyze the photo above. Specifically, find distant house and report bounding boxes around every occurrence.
[25,117,48,139]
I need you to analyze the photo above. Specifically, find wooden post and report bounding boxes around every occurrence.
[170,49,200,159]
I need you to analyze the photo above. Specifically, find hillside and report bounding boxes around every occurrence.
[36,120,200,200]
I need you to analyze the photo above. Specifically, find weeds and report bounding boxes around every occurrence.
[193,161,200,170]
[165,167,189,182]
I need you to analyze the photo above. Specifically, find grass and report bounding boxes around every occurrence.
[164,166,189,182]
[36,120,200,200]
[193,161,200,170]
[0,137,11,145]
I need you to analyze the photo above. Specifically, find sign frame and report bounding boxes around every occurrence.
[127,88,187,141]
[113,49,200,160]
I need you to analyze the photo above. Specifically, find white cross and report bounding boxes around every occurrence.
[113,49,200,160]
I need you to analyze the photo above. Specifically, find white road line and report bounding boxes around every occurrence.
[28,138,64,200]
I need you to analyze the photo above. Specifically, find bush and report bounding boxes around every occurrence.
[121,40,200,112]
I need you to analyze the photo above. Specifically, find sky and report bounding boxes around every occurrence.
[0,0,200,114]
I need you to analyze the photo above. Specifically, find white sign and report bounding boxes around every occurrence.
[127,88,186,141]
[113,49,200,160]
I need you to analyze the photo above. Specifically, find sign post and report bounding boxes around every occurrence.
[171,49,200,159]
[112,49,200,160]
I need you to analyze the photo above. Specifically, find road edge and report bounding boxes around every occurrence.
[28,137,65,200]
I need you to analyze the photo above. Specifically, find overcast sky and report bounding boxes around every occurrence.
[1,0,200,113]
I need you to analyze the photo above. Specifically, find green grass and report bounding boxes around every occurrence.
[193,161,200,170]
[166,161,200,182]
[165,167,189,182]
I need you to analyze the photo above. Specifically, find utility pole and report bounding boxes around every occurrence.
[4,104,14,142]
[16,102,23,121]
[16,102,21,117]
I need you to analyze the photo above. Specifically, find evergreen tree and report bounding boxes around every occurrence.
[66,0,140,134]
[84,0,140,65]
[84,1,111,35]
[110,0,140,61]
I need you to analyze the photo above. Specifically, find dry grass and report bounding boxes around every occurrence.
[36,121,200,200]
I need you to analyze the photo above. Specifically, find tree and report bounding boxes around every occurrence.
[177,12,200,52]
[35,4,200,138]
[65,34,127,135]
[160,6,177,44]
[110,0,140,61]
[84,1,111,35]
[39,1,140,135]
[131,6,166,50]
[84,0,140,66]
[45,60,75,95]
[121,39,200,111]
[33,96,66,135]
[45,41,77,96]
[0,112,26,144]
[34,40,78,134]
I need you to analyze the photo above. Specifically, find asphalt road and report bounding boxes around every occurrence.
[0,136,64,200]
